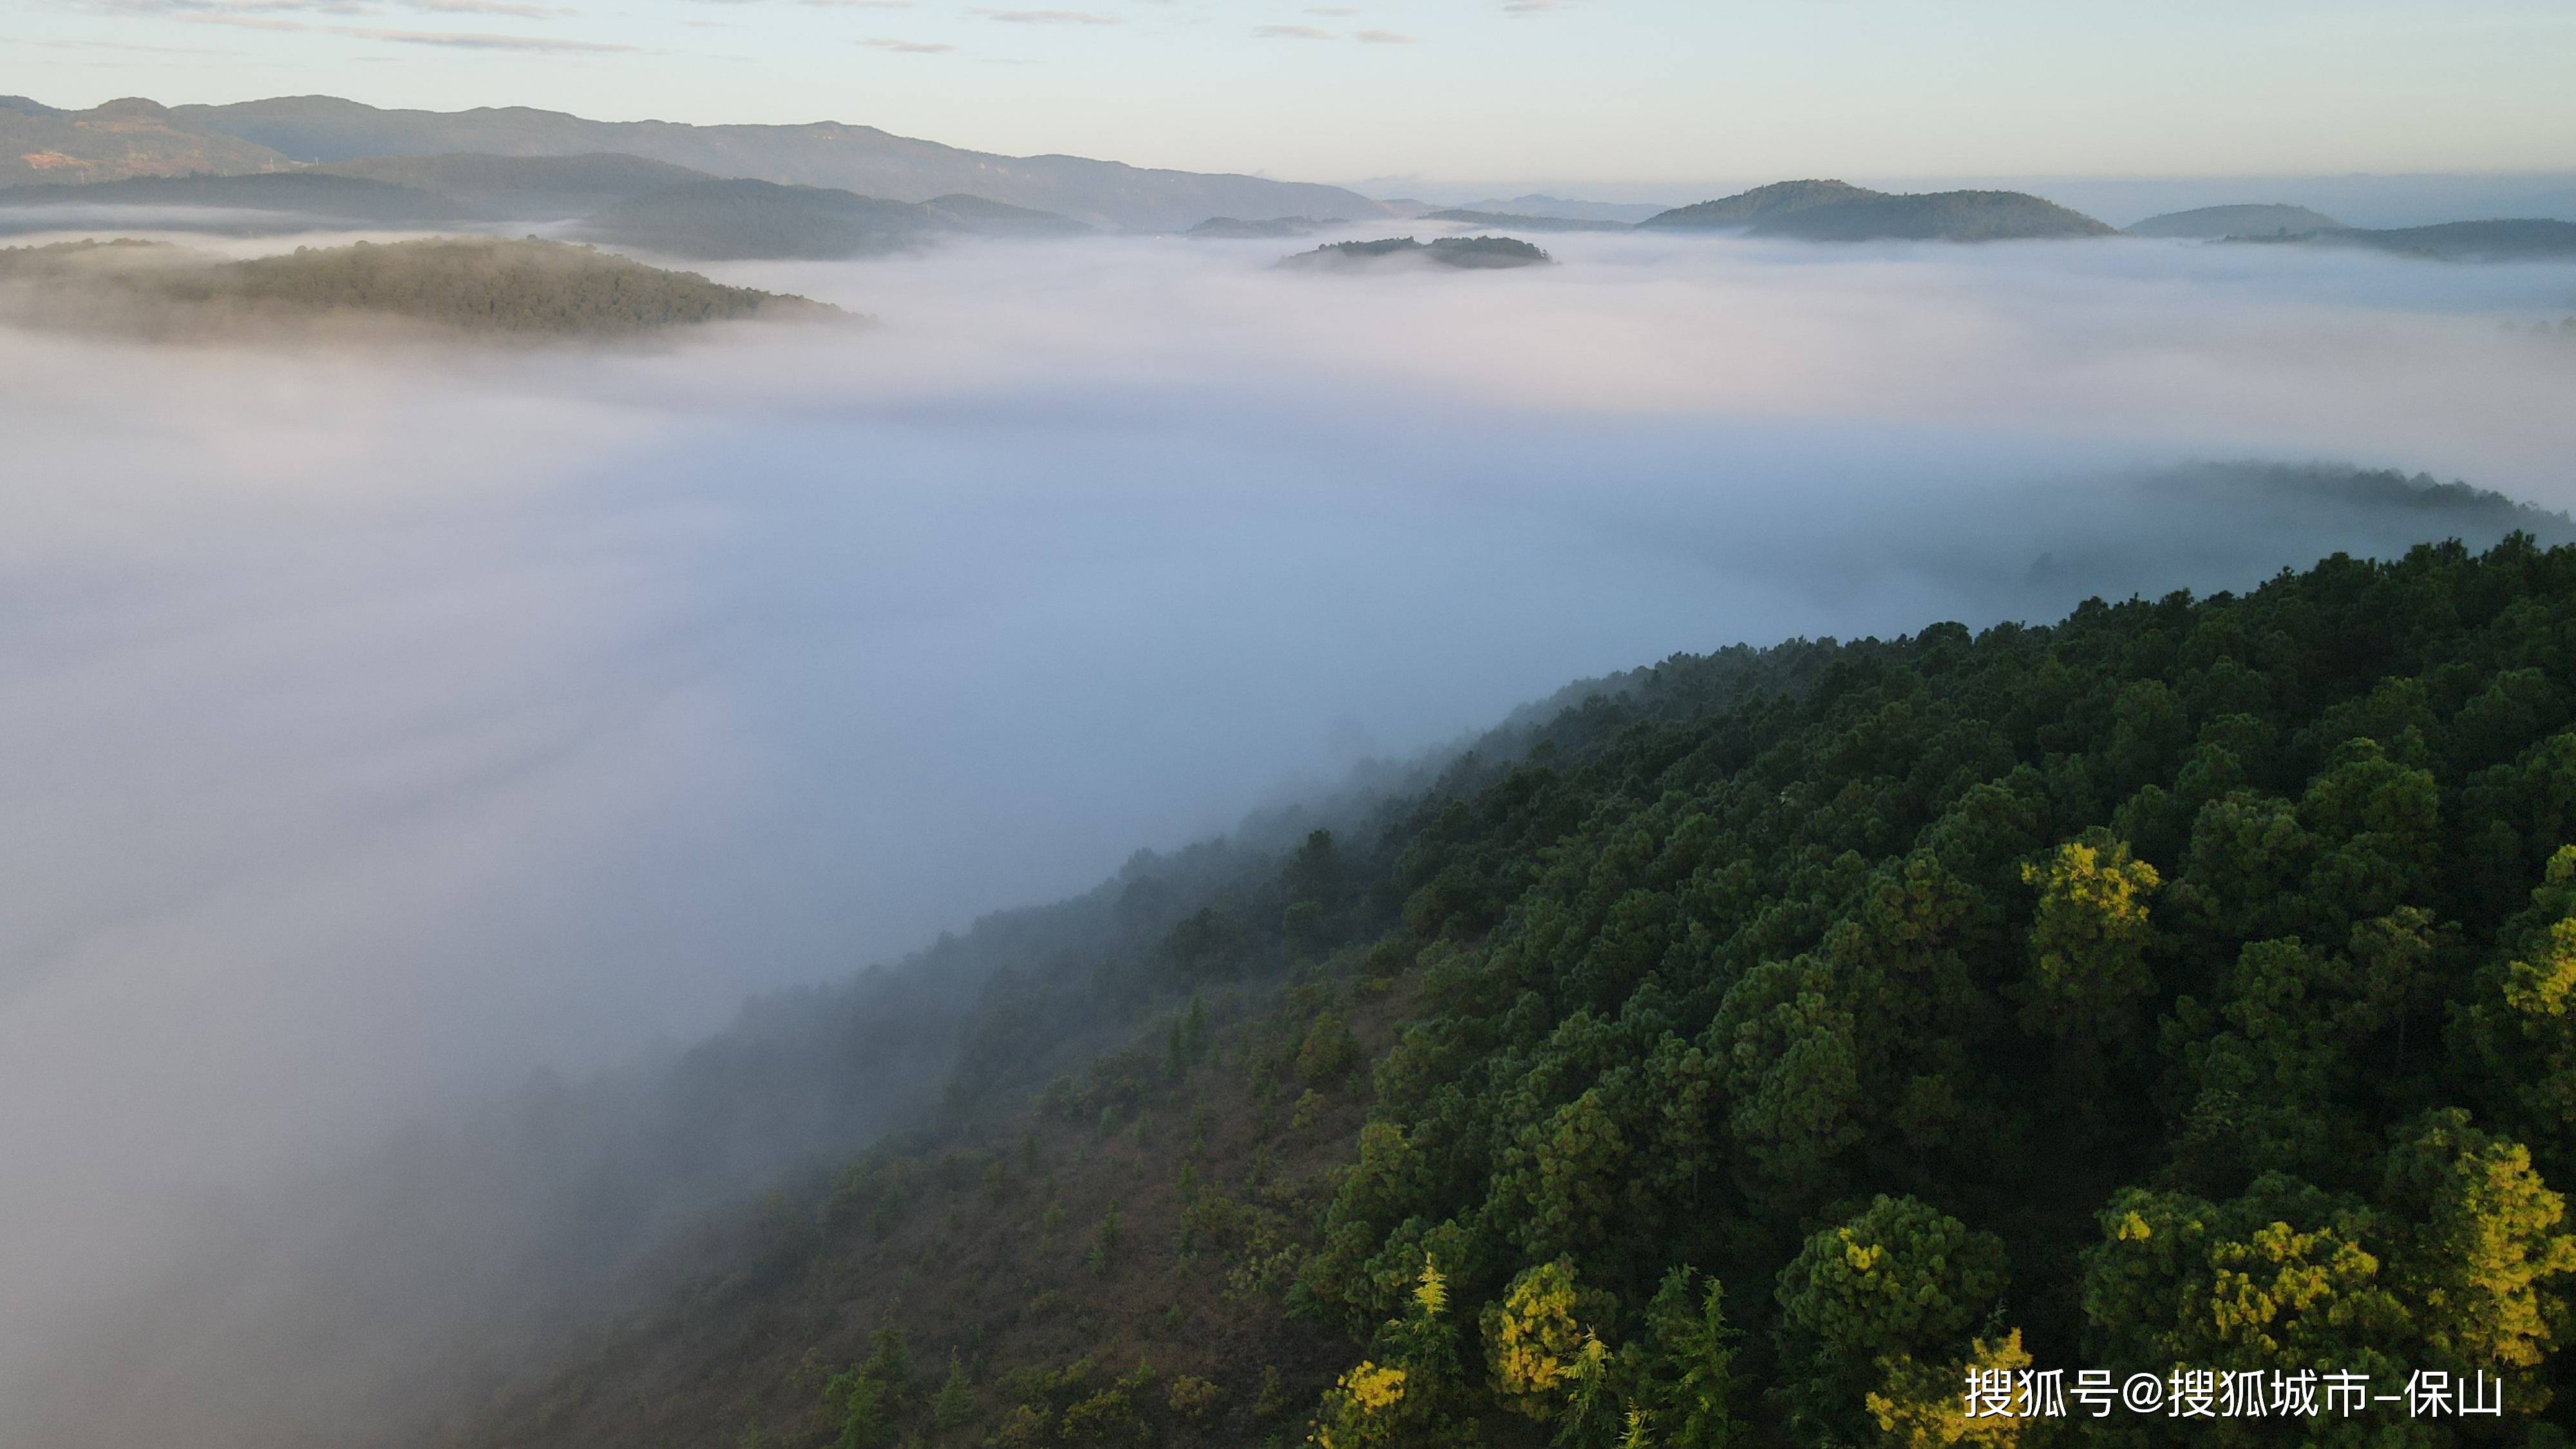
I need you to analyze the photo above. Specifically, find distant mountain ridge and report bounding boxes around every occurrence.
[1445,193,1668,223]
[1187,216,1329,239]
[315,153,713,220]
[1424,209,1630,232]
[573,177,1086,260]
[1,97,294,185]
[154,95,1387,232]
[3,94,1388,233]
[1640,178,2114,241]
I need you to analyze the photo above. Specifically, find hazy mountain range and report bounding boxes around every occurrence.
[317,151,710,220]
[1,95,1389,232]
[573,177,1089,260]
[0,158,1094,257]
[1423,208,1631,232]
[1442,193,1669,223]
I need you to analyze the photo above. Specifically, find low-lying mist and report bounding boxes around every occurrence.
[5,225,2575,1446]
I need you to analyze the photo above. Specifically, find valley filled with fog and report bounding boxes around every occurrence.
[6,225,2576,1443]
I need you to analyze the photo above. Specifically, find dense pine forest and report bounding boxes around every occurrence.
[455,535,2576,1449]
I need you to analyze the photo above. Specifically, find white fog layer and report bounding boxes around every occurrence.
[5,229,2575,1442]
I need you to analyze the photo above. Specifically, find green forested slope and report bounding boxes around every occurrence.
[1639,183,2114,242]
[0,236,837,338]
[1279,236,1552,270]
[459,535,2576,1449]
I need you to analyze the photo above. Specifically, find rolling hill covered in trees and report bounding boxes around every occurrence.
[1280,236,1553,270]
[383,472,2576,1449]
[1640,182,2114,242]
[2126,204,2348,239]
[0,236,836,339]
[1636,180,1882,232]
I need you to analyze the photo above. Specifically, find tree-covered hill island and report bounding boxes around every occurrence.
[0,236,838,339]
[448,518,2576,1449]
[1642,181,2116,242]
[2125,204,2349,239]
[1279,235,1553,270]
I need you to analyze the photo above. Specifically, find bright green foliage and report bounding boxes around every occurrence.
[471,538,2576,1449]
[1551,1334,1622,1449]
[994,1360,1160,1449]
[1166,1374,1222,1419]
[2170,910,2438,1184]
[1866,1331,2031,1449]
[2455,847,2576,1183]
[2081,1175,2398,1367]
[2380,1111,2576,1387]
[1620,1268,1738,1449]
[820,1327,916,1448]
[1309,1359,1410,1449]
[1484,1258,1607,1421]
[823,1366,893,1449]
[1269,539,2576,1446]
[931,1351,974,1430]
[1313,1258,1467,1448]
[1774,1196,2009,1444]
[2019,831,2161,1037]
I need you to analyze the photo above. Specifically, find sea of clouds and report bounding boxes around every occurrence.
[3,224,2573,1443]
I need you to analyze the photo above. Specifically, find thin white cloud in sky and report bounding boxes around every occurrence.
[342,24,630,46]
[408,0,580,19]
[971,6,1117,22]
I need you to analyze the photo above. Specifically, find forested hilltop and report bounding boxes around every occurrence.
[1640,182,2113,242]
[451,529,2576,1449]
[0,236,837,339]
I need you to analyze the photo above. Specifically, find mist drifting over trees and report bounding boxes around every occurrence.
[3,220,2576,1447]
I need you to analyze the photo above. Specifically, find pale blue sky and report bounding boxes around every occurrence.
[15,0,2576,189]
